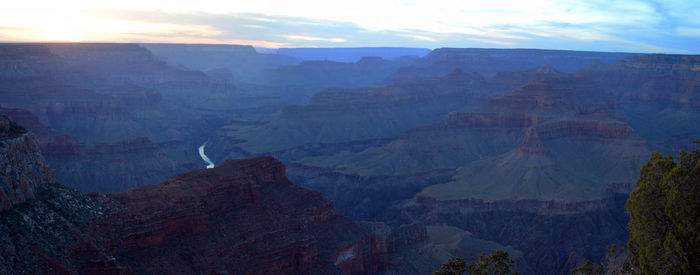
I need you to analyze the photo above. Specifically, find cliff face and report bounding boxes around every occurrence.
[576,54,700,153]
[0,44,64,79]
[393,194,631,274]
[0,115,56,210]
[283,76,647,274]
[90,156,430,274]
[577,54,700,102]
[252,56,420,104]
[142,43,300,81]
[92,157,333,274]
[213,69,490,155]
[0,117,426,274]
[0,43,290,194]
[383,48,630,83]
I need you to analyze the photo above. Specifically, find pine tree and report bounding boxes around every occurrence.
[467,250,519,275]
[571,260,603,275]
[626,148,699,274]
[433,257,467,275]
[433,250,519,275]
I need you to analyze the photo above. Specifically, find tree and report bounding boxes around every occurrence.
[467,250,519,275]
[626,149,699,274]
[571,260,603,275]
[600,244,633,275]
[433,257,467,275]
[433,250,518,275]
[571,244,635,275]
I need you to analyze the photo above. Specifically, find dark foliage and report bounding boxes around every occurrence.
[433,257,467,275]
[434,250,519,275]
[626,148,700,274]
[0,114,27,140]
[467,250,519,275]
[571,260,603,275]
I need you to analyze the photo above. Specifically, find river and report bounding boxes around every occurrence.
[198,142,215,169]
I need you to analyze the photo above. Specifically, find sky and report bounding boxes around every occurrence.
[0,0,698,53]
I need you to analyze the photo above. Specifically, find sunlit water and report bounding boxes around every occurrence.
[198,142,215,169]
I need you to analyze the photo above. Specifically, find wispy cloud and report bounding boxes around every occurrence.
[244,24,266,29]
[280,34,347,43]
[464,37,514,46]
[401,34,436,42]
[0,0,698,53]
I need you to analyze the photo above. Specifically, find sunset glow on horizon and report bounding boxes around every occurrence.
[1,0,698,52]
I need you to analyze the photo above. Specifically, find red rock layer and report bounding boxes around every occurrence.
[576,54,700,106]
[0,115,57,210]
[90,157,394,274]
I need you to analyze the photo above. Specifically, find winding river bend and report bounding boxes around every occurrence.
[198,142,215,169]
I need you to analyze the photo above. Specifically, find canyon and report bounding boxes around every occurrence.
[201,51,697,273]
[0,116,438,274]
[1,43,698,274]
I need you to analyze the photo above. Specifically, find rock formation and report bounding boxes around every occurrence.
[0,114,56,210]
[273,47,430,63]
[142,43,300,80]
[283,75,648,274]
[0,43,283,193]
[576,54,700,152]
[212,69,489,155]
[0,117,434,274]
[382,48,631,83]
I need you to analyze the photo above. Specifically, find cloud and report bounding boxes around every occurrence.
[244,24,266,29]
[280,34,347,43]
[676,27,700,37]
[401,34,436,42]
[0,0,698,53]
[464,37,514,46]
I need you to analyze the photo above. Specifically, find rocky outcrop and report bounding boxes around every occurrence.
[383,48,630,83]
[0,116,423,273]
[249,55,421,104]
[286,75,647,274]
[45,43,210,86]
[0,117,427,274]
[1,146,429,274]
[142,43,300,80]
[0,183,127,274]
[0,107,194,193]
[86,156,430,274]
[286,163,456,221]
[0,115,56,210]
[220,69,489,154]
[0,108,57,138]
[0,44,64,79]
[0,43,270,193]
[577,54,700,104]
[393,193,631,274]
[297,75,642,179]
[90,157,332,274]
[273,47,430,63]
[45,137,198,193]
[575,54,700,152]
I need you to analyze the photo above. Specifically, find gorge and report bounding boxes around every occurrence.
[1,43,698,274]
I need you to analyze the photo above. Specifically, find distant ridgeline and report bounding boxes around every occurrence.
[272,47,433,62]
[1,42,699,274]
[0,115,446,274]
[207,51,699,274]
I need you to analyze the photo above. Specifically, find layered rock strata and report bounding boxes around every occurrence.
[0,115,56,210]
[0,119,429,274]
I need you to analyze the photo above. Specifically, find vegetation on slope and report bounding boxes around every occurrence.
[433,250,519,275]
[571,142,699,274]
[626,148,699,274]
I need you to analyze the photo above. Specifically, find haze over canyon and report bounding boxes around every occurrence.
[0,38,698,274]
